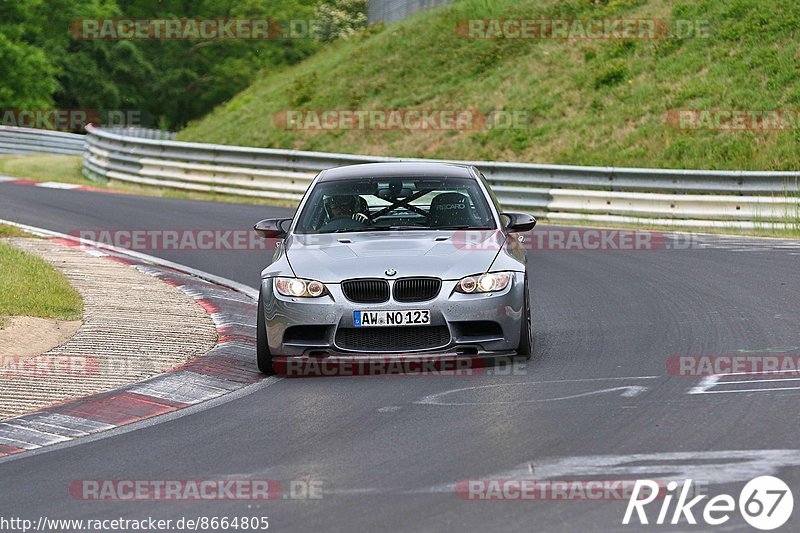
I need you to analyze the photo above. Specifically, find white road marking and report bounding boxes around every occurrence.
[377,406,402,413]
[689,374,720,394]
[690,370,800,395]
[514,375,660,383]
[36,182,81,189]
[693,386,800,394]
[733,346,799,353]
[211,449,800,499]
[717,376,800,385]
[415,381,651,406]
[464,449,800,487]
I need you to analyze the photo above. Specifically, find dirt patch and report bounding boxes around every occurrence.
[0,316,81,357]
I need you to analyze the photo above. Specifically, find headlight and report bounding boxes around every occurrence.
[455,272,512,294]
[275,277,328,298]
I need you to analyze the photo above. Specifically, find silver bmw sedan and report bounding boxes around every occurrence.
[253,162,535,375]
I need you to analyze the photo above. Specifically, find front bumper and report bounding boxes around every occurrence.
[260,272,527,357]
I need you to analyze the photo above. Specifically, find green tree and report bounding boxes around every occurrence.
[315,0,367,43]
[0,0,329,130]
[0,1,57,108]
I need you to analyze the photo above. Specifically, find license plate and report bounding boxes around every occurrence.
[354,310,430,327]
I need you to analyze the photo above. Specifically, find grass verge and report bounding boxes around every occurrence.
[0,224,37,238]
[0,239,83,329]
[0,154,87,184]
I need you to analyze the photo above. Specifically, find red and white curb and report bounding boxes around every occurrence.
[0,175,118,193]
[0,224,263,458]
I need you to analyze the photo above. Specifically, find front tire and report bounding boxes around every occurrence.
[516,277,533,360]
[256,291,275,374]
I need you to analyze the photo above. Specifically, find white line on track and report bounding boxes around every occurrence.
[689,374,720,394]
[690,386,800,394]
[689,370,800,395]
[415,377,657,406]
[36,182,82,189]
[715,376,800,385]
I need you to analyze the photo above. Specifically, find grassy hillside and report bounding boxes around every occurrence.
[180,0,800,171]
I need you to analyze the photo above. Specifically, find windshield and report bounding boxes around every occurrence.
[294,176,497,234]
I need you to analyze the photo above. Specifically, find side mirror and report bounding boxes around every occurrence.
[502,212,536,233]
[254,218,291,238]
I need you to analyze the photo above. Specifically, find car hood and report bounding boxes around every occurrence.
[285,230,504,282]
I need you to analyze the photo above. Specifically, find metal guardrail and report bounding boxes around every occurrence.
[100,127,177,141]
[0,126,85,156]
[81,125,800,229]
[1,125,796,229]
[367,0,453,25]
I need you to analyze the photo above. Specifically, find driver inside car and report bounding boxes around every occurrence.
[325,195,371,224]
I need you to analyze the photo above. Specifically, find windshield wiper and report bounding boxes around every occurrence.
[329,226,406,233]
[329,227,379,233]
[431,225,493,231]
[335,225,428,232]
